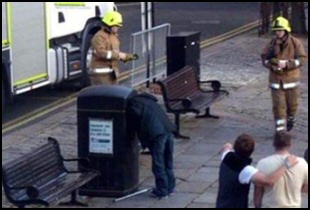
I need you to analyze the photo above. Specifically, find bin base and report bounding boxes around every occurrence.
[78,184,139,197]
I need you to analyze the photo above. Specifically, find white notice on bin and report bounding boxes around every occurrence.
[89,119,113,154]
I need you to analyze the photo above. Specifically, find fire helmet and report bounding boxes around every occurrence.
[102,11,123,27]
[272,16,291,33]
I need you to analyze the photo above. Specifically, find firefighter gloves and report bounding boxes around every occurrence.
[269,58,284,73]
[123,54,139,63]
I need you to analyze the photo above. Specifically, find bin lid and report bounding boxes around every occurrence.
[79,85,134,98]
[77,85,137,110]
[168,31,201,37]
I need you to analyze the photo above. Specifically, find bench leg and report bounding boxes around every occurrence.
[196,108,219,119]
[174,114,190,139]
[59,191,88,207]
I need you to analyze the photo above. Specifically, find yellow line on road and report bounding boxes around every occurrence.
[2,94,77,135]
[200,20,259,48]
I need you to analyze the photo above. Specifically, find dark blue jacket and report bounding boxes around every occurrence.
[216,152,252,208]
[128,93,176,149]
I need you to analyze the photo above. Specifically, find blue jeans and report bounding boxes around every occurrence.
[149,133,175,196]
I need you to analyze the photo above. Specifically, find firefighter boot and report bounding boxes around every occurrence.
[287,116,295,132]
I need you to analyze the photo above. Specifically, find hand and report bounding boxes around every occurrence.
[269,58,279,66]
[122,54,139,63]
[118,52,127,61]
[278,60,287,69]
[129,54,139,60]
[221,143,233,153]
[284,155,298,169]
[270,64,283,73]
[269,65,284,74]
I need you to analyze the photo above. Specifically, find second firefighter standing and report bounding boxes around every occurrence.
[261,16,307,132]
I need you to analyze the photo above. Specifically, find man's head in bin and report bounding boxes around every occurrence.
[128,92,176,199]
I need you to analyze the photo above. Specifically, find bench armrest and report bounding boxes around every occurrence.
[62,157,84,162]
[167,98,192,109]
[63,157,99,174]
[7,185,40,199]
[7,184,32,190]
[199,80,222,91]
[167,98,189,102]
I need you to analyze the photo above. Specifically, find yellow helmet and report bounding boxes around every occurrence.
[272,16,291,33]
[102,11,123,27]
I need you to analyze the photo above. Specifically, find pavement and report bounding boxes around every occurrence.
[2,31,308,208]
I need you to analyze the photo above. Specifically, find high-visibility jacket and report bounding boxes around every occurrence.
[89,27,122,78]
[261,34,307,89]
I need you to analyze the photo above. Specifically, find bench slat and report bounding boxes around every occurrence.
[165,67,199,103]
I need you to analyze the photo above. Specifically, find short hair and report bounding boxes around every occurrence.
[234,133,255,158]
[273,131,291,150]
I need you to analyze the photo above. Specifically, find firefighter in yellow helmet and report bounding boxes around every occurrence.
[261,16,307,132]
[88,11,130,85]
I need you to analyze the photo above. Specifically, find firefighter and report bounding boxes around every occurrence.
[88,11,129,85]
[261,16,307,132]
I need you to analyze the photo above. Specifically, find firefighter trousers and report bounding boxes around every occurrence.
[88,72,118,86]
[271,87,299,120]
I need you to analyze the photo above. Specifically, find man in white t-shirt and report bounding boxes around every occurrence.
[216,133,297,208]
[254,131,308,208]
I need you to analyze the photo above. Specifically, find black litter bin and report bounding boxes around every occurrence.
[167,31,201,76]
[77,85,139,197]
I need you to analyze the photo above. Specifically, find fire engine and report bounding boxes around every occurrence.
[2,2,116,110]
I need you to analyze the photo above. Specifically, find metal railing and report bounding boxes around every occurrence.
[129,23,171,87]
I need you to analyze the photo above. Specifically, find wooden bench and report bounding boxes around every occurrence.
[2,137,98,208]
[156,66,229,139]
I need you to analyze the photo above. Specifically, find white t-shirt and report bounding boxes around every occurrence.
[256,154,308,208]
[239,166,259,184]
[222,151,258,184]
